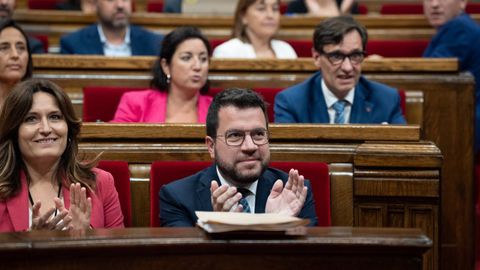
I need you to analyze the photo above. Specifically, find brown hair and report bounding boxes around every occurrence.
[232,0,280,43]
[0,79,97,200]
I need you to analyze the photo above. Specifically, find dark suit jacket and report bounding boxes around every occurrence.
[159,164,318,227]
[28,36,45,54]
[59,24,163,56]
[274,72,406,124]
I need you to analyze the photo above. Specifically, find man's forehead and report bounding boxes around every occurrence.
[218,106,266,127]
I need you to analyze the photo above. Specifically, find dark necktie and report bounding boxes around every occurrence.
[237,188,251,213]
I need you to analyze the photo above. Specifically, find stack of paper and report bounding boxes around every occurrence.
[196,211,309,233]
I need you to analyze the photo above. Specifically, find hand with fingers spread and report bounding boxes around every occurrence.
[265,169,308,216]
[68,183,92,230]
[30,199,72,231]
[210,181,244,212]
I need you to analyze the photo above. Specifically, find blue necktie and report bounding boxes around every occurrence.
[333,100,347,124]
[237,188,251,213]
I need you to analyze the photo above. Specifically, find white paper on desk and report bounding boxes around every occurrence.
[195,211,309,233]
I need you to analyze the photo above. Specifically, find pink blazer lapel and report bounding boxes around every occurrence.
[5,173,29,231]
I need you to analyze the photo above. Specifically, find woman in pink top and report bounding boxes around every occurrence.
[0,79,124,232]
[112,26,213,123]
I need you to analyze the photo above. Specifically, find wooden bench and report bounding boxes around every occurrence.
[79,123,440,270]
[14,10,480,52]
[35,55,474,270]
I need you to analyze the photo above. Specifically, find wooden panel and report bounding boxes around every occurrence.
[328,163,354,226]
[0,227,431,270]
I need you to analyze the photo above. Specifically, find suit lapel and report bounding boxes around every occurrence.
[195,165,217,211]
[255,172,275,213]
[129,26,143,55]
[350,83,374,123]
[311,73,331,123]
[88,25,106,55]
[6,173,29,231]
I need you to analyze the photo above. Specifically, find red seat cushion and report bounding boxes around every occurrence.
[97,160,132,227]
[83,86,146,122]
[150,161,331,227]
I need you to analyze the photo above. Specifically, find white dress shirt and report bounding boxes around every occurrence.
[321,79,355,123]
[216,166,258,213]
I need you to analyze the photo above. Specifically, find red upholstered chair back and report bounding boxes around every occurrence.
[269,161,331,226]
[466,3,480,13]
[31,34,49,53]
[97,160,132,227]
[28,0,59,9]
[286,39,429,58]
[286,40,312,57]
[147,0,164,12]
[82,86,146,122]
[367,40,429,57]
[210,39,227,51]
[380,3,423,14]
[358,3,368,14]
[150,161,212,227]
[381,3,480,14]
[150,161,330,227]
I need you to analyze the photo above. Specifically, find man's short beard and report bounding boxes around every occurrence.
[99,15,129,31]
[216,156,269,184]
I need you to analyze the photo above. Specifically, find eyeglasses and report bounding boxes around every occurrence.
[321,50,366,65]
[216,128,269,147]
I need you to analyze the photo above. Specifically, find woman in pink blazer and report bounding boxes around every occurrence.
[0,79,124,232]
[112,26,213,123]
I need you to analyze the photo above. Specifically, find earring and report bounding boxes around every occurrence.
[166,74,171,84]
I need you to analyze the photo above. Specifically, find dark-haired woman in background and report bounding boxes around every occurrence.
[0,79,124,231]
[112,26,212,123]
[0,19,33,107]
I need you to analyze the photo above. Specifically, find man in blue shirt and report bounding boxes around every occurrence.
[423,0,480,152]
[60,0,163,56]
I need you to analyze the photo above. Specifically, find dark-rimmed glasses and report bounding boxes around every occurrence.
[216,128,269,147]
[321,50,366,65]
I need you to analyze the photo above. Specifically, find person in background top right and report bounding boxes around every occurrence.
[423,0,480,153]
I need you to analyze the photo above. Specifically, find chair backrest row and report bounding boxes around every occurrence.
[210,39,430,58]
[83,86,407,123]
[94,160,330,228]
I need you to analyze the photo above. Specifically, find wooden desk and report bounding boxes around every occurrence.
[0,227,431,270]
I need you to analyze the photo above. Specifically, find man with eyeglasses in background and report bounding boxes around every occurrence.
[274,16,406,124]
[159,88,318,227]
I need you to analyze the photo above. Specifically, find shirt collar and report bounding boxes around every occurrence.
[215,166,257,197]
[321,79,355,108]
[97,24,131,45]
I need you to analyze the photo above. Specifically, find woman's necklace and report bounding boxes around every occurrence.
[28,183,62,216]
